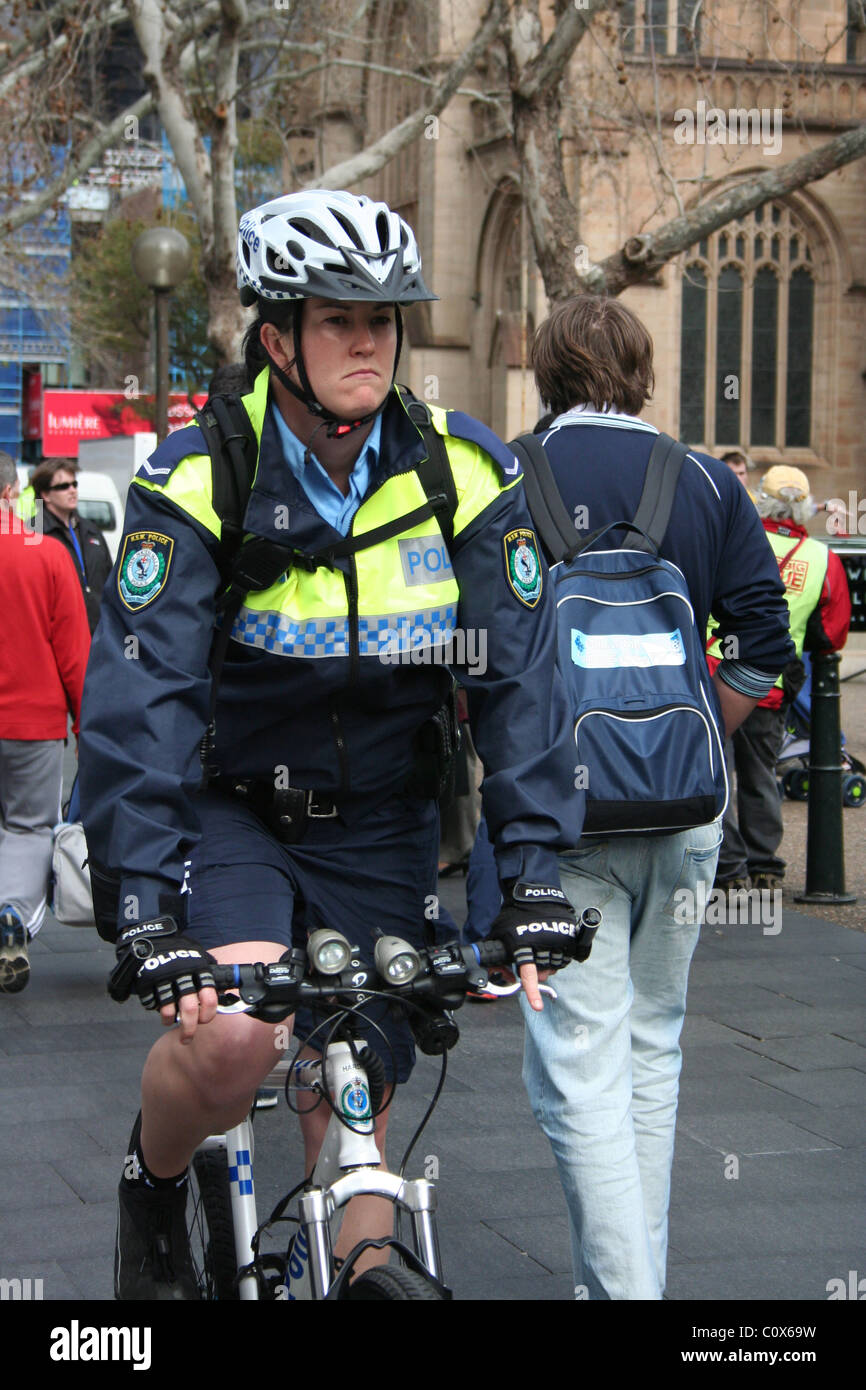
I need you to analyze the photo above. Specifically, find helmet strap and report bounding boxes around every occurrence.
[263,302,404,442]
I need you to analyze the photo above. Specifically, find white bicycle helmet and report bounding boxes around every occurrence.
[237,189,436,306]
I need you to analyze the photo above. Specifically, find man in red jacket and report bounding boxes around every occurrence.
[0,452,91,991]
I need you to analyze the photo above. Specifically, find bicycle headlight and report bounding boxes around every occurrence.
[374,935,422,985]
[307,929,352,975]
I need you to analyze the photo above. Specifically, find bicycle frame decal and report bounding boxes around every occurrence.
[280,1226,310,1301]
[228,1148,253,1195]
[340,1080,372,1126]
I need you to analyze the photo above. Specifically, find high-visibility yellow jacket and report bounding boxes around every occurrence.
[79,369,579,925]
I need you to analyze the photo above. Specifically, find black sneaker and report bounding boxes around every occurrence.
[115,1179,200,1300]
[0,907,29,994]
[752,873,781,892]
[713,875,751,896]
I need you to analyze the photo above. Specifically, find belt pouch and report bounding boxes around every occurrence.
[406,699,460,801]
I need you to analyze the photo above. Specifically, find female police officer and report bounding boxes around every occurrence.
[79,190,589,1299]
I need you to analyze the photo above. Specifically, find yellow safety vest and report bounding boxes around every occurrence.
[131,368,518,662]
[707,525,827,688]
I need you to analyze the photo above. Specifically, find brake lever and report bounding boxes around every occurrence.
[216,993,255,1016]
[482,976,557,1000]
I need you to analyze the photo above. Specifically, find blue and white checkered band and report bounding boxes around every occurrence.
[228,1147,253,1196]
[230,604,460,659]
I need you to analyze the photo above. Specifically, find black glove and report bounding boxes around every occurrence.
[488,883,600,970]
[108,916,216,1011]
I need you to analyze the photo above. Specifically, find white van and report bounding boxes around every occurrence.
[74,470,125,561]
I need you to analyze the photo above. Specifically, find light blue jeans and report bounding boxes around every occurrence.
[521,819,722,1300]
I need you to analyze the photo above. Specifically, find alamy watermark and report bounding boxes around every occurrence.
[1,1276,43,1299]
[672,883,782,935]
[1,500,43,545]
[674,100,782,157]
[49,1321,151,1370]
[825,492,866,536]
[378,621,487,675]
[826,1270,866,1299]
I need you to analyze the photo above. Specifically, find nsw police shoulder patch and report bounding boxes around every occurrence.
[118,531,174,611]
[503,528,542,608]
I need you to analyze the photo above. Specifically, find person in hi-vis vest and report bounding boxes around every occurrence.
[707,465,851,892]
[79,189,588,1300]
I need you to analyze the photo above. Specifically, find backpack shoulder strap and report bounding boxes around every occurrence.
[508,433,577,563]
[625,432,689,552]
[196,393,259,579]
[400,392,458,551]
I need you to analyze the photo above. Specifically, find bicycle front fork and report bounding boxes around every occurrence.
[297,1172,444,1299]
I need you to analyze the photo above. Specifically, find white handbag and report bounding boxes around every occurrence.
[51,822,96,927]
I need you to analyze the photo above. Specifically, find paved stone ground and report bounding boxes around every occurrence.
[3,669,865,1306]
[1,858,863,1303]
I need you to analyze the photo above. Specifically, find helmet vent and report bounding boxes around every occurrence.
[331,210,364,249]
[266,247,294,274]
[288,217,332,247]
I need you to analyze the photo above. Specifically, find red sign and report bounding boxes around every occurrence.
[23,371,42,439]
[41,389,207,456]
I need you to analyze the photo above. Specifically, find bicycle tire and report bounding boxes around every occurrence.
[344,1266,444,1300]
[188,1149,238,1300]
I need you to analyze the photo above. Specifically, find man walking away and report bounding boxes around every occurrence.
[521,295,793,1299]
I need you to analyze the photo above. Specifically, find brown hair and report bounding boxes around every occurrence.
[531,295,655,417]
[30,458,78,498]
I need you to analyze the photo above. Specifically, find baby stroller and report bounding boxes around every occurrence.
[776,656,865,807]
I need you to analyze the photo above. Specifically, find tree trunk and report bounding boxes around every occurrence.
[207,267,249,363]
[504,1,597,306]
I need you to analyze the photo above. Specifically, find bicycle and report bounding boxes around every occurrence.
[184,923,596,1301]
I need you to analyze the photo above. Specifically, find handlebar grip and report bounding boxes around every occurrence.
[472,940,508,968]
[211,964,241,989]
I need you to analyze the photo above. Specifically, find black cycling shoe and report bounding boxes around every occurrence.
[115,1179,200,1301]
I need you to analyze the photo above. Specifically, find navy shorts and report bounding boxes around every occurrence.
[184,789,441,1083]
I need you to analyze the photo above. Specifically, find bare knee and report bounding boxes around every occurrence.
[146,1015,286,1114]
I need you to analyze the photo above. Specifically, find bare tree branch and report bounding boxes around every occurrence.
[305,0,508,190]
[517,0,612,101]
[588,123,866,296]
[0,92,155,236]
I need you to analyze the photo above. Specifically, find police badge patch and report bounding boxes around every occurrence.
[118,531,174,611]
[503,528,542,608]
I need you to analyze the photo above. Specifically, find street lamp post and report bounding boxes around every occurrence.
[131,227,191,442]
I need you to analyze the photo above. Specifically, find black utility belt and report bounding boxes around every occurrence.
[213,777,339,844]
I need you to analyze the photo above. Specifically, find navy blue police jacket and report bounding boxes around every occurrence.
[79,374,581,932]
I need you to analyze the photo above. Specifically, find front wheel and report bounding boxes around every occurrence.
[345,1266,444,1300]
[188,1149,238,1300]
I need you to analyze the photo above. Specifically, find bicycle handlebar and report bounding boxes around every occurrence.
[209,938,516,1025]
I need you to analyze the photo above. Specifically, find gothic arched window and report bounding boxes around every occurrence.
[679,201,816,452]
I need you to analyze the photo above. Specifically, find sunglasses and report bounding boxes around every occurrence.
[47,480,78,492]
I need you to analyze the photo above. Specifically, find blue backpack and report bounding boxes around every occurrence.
[513,431,728,836]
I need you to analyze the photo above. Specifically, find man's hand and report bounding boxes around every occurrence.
[487,884,600,1012]
[108,916,218,1043]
